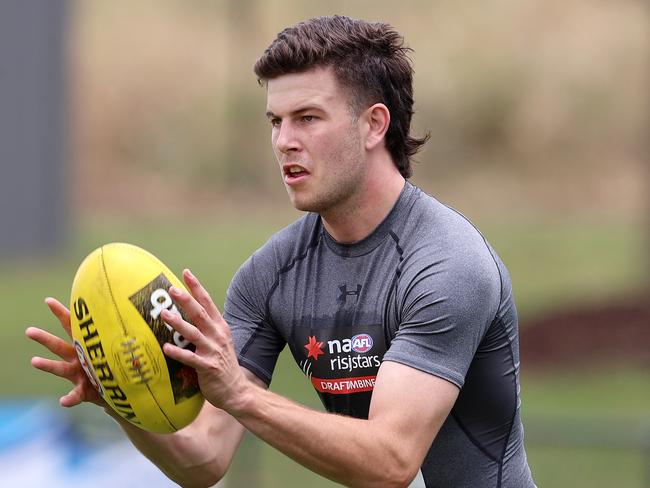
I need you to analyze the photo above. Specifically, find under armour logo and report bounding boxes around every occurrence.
[338,284,362,304]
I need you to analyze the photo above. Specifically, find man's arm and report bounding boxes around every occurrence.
[164,271,459,488]
[107,375,265,487]
[26,295,252,488]
[237,361,457,488]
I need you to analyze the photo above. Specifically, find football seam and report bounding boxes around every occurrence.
[100,244,179,432]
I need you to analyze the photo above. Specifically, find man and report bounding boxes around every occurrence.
[27,16,536,487]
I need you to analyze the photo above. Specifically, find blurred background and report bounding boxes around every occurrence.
[1,0,648,486]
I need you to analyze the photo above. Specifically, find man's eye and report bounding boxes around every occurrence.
[270,118,281,127]
[302,115,315,122]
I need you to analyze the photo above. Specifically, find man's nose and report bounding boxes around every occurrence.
[275,121,300,154]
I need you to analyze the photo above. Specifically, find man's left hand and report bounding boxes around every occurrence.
[161,270,251,414]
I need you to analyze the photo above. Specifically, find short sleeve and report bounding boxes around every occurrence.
[382,248,501,388]
[224,252,285,385]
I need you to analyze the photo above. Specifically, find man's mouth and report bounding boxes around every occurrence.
[283,164,309,179]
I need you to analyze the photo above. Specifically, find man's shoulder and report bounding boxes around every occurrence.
[401,189,492,258]
[269,212,319,245]
[398,188,504,291]
[228,213,321,300]
[265,211,319,255]
[244,212,321,274]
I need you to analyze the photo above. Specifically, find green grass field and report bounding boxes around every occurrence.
[3,216,648,487]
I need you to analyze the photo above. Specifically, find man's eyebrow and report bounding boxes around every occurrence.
[265,105,324,119]
[293,105,324,115]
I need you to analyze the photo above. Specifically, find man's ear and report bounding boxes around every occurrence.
[364,103,390,150]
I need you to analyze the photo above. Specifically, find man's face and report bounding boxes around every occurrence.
[265,66,366,215]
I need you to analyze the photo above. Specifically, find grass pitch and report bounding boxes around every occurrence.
[2,216,647,487]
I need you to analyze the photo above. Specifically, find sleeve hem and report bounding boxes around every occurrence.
[381,354,465,389]
[238,356,272,386]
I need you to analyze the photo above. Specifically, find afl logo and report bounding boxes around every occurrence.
[351,334,373,353]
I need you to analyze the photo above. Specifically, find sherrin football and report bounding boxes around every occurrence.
[69,242,204,433]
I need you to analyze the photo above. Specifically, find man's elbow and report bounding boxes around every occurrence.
[349,456,419,488]
[180,474,224,488]
[383,464,419,488]
[350,472,416,488]
[162,460,226,488]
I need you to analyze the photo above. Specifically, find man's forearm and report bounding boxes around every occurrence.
[229,384,415,488]
[104,405,242,488]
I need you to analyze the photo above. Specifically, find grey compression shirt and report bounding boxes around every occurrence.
[224,182,535,487]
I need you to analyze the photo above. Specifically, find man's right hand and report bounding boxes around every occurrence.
[26,297,103,407]
[26,295,248,487]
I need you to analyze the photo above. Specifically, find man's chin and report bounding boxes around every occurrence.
[288,195,320,213]
[290,200,314,213]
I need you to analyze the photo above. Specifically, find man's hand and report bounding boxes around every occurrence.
[161,269,252,414]
[26,285,250,488]
[26,298,103,407]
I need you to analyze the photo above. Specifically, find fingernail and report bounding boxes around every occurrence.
[186,269,195,280]
[169,286,180,296]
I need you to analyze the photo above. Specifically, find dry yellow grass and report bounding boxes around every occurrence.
[68,0,648,220]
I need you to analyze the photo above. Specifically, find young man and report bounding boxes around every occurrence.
[27,16,536,487]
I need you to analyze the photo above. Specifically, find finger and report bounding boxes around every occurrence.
[25,327,76,362]
[31,356,76,380]
[61,382,104,408]
[60,384,85,408]
[161,308,206,347]
[45,297,72,338]
[168,285,219,337]
[162,342,205,370]
[182,269,224,322]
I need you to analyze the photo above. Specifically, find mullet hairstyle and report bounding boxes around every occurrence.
[253,15,429,178]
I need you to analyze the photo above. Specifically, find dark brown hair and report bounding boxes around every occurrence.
[254,15,428,178]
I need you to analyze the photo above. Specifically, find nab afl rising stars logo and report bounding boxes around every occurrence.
[299,331,381,395]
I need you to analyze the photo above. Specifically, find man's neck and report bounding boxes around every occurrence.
[321,169,406,244]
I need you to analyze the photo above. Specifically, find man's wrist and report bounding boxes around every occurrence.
[224,376,261,419]
[102,404,133,428]
[102,404,121,421]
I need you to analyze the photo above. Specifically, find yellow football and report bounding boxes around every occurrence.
[69,242,204,433]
